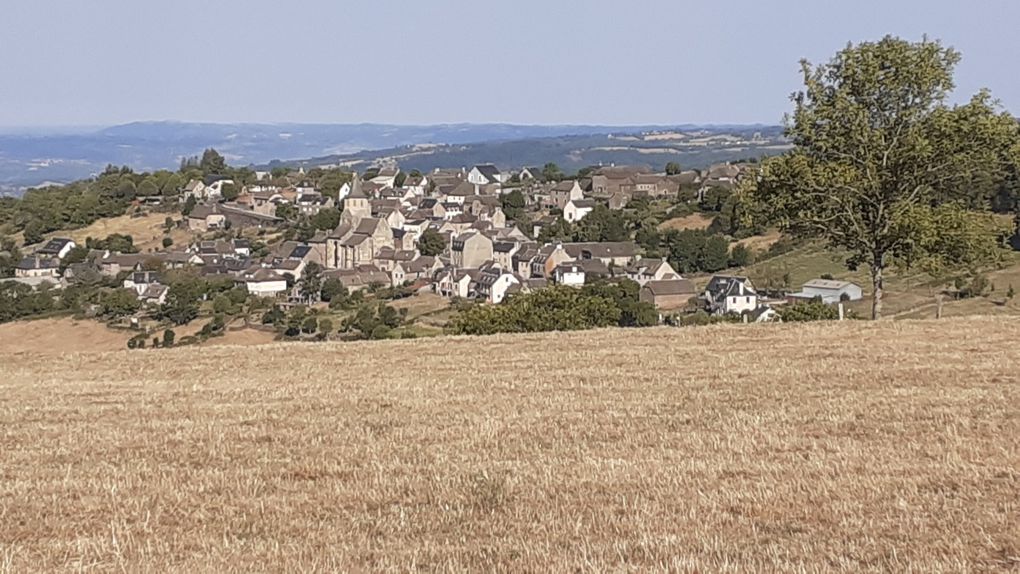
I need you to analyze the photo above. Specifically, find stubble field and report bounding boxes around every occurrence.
[0,318,1018,572]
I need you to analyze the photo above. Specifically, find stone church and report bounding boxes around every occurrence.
[325,177,395,269]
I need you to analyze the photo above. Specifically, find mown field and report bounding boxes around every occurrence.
[1,319,1018,572]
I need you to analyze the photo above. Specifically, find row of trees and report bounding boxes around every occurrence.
[262,299,407,341]
[447,280,657,335]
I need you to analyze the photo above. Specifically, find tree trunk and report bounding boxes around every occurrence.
[871,263,884,320]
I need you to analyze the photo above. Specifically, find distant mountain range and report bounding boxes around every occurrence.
[0,121,786,193]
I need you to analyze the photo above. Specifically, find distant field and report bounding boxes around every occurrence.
[658,212,714,231]
[0,317,131,353]
[50,211,191,252]
[1,319,1017,572]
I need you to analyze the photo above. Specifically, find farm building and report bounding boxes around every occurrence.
[790,279,864,304]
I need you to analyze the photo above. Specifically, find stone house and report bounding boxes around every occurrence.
[640,279,696,310]
[451,232,494,269]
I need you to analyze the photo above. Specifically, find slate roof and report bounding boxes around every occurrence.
[473,164,501,182]
[643,279,696,296]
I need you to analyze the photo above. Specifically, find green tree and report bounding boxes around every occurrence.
[137,178,159,197]
[729,243,754,268]
[182,195,197,216]
[115,179,137,201]
[0,236,23,277]
[699,235,731,273]
[317,317,334,339]
[212,293,232,314]
[542,162,563,182]
[301,316,319,334]
[99,288,142,318]
[755,37,1019,319]
[320,278,348,304]
[22,221,44,245]
[200,149,227,175]
[162,173,184,196]
[665,162,682,176]
[275,203,298,221]
[300,262,324,304]
[220,182,239,202]
[418,228,447,257]
[537,218,574,243]
[500,189,527,221]
[262,305,286,325]
[780,299,843,322]
[160,274,206,325]
[310,207,342,231]
[163,329,176,347]
[162,236,173,249]
[88,233,138,254]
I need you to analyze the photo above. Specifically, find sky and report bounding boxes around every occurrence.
[1,0,1018,127]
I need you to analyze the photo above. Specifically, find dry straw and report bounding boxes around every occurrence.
[0,318,1017,572]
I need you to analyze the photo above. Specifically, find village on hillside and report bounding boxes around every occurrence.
[1,155,871,345]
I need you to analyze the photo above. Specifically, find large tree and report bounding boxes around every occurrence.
[417,229,447,257]
[755,36,1019,319]
[200,149,227,176]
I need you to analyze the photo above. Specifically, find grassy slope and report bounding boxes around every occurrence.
[41,212,193,253]
[736,242,1020,318]
[1,319,1017,572]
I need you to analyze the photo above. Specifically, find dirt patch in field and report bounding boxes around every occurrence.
[735,229,783,252]
[658,212,714,231]
[389,293,452,319]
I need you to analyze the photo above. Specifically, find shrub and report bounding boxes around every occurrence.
[780,299,842,322]
[956,274,990,299]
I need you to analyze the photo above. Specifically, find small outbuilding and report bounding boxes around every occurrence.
[790,279,863,304]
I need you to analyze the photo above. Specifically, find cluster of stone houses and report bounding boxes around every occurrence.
[5,161,862,321]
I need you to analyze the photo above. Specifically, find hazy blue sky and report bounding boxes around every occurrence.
[1,0,1017,127]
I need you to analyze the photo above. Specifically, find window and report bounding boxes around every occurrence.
[746,296,751,304]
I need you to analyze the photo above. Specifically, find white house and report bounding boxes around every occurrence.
[467,164,505,185]
[35,238,77,260]
[435,269,475,299]
[791,279,864,304]
[139,284,169,306]
[123,271,161,297]
[402,175,429,196]
[241,269,288,297]
[370,168,399,188]
[553,262,586,287]
[181,179,206,200]
[519,167,540,181]
[705,275,758,315]
[204,178,235,200]
[14,256,59,278]
[474,263,520,304]
[564,199,597,222]
[625,258,680,286]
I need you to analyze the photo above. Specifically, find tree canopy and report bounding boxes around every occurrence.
[753,36,1020,319]
[418,229,447,257]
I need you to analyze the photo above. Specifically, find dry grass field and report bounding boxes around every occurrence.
[51,211,192,252]
[0,317,131,354]
[657,212,714,232]
[1,319,1018,572]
